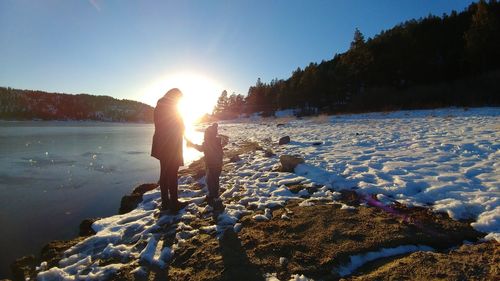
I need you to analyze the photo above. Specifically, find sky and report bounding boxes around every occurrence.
[0,0,475,107]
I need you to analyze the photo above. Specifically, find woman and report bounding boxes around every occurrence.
[151,88,185,212]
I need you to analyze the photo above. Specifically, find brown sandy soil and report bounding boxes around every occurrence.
[107,191,485,281]
[235,196,484,280]
[347,241,499,281]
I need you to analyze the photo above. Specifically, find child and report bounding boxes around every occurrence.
[186,123,225,210]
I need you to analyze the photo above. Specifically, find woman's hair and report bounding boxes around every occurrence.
[163,88,183,100]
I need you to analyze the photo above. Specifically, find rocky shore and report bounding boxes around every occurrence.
[8,139,499,281]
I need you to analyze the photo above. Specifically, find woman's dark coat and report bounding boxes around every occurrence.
[151,95,184,166]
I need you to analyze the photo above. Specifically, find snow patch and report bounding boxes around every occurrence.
[336,245,434,277]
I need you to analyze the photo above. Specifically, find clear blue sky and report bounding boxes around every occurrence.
[0,0,475,106]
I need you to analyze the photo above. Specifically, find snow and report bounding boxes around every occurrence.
[265,273,280,281]
[253,208,273,221]
[265,273,314,281]
[233,223,243,233]
[219,107,499,241]
[336,245,434,277]
[35,107,499,279]
[36,187,202,279]
[289,274,315,281]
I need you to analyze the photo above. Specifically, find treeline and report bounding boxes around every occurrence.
[0,87,154,122]
[213,0,500,119]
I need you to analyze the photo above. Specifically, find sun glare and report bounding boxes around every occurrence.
[143,72,224,164]
[143,72,224,125]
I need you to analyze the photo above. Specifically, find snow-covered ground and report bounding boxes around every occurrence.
[220,107,499,241]
[37,107,499,280]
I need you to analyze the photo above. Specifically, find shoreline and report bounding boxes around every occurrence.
[10,181,498,281]
[2,106,499,125]
[8,155,208,281]
[9,143,499,280]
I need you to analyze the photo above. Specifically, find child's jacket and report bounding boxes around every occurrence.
[193,137,223,168]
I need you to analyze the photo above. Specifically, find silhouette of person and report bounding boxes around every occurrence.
[151,88,185,212]
[186,123,225,210]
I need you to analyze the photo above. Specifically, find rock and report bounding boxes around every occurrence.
[279,155,305,172]
[229,155,241,163]
[132,183,158,195]
[278,136,290,145]
[40,238,85,269]
[119,183,158,214]
[10,255,35,281]
[287,184,305,194]
[264,150,276,157]
[10,239,86,281]
[119,195,142,215]
[79,218,98,236]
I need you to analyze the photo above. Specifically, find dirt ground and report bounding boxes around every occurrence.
[347,241,499,281]
[234,195,486,280]
[110,190,488,281]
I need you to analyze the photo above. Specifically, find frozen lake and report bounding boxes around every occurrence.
[0,121,202,278]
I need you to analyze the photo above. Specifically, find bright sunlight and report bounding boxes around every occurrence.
[143,72,224,125]
[142,72,225,164]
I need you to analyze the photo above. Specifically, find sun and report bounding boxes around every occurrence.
[143,72,224,125]
[142,72,224,164]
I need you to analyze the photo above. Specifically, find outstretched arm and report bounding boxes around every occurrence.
[191,143,204,152]
[185,138,204,152]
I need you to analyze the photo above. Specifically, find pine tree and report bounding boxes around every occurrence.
[213,90,228,115]
[464,0,500,72]
[350,28,365,50]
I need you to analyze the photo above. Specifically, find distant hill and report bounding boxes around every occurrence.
[0,87,154,122]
